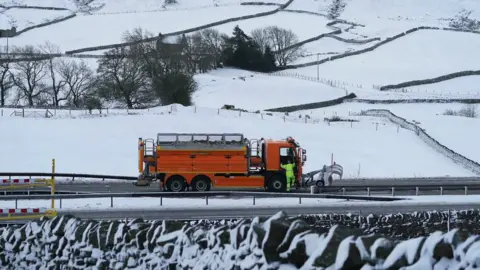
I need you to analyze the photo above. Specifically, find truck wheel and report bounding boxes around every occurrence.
[315,180,325,193]
[267,174,286,192]
[166,176,186,192]
[191,176,211,192]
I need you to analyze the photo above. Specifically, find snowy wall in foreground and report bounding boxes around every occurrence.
[2,210,480,269]
[362,109,480,175]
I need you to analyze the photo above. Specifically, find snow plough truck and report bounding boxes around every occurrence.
[135,133,343,192]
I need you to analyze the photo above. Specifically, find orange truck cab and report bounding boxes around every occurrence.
[136,133,307,192]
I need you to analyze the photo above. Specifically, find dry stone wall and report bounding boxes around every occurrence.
[264,93,357,112]
[0,5,69,10]
[287,26,480,69]
[380,70,480,91]
[65,0,295,55]
[363,109,480,175]
[347,98,480,104]
[15,14,76,36]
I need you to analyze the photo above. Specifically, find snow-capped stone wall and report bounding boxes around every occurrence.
[1,210,480,269]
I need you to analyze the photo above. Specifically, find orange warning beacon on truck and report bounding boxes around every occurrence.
[136,133,307,192]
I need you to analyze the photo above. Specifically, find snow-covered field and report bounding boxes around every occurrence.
[193,68,345,110]
[1,0,480,181]
[210,12,331,41]
[292,37,378,65]
[291,30,480,88]
[0,5,275,51]
[300,102,480,163]
[3,194,480,211]
[0,8,72,30]
[1,104,475,178]
[399,76,480,96]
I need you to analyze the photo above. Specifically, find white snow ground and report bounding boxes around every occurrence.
[0,104,476,178]
[290,30,480,88]
[0,8,72,30]
[0,5,275,52]
[1,0,479,181]
[193,68,345,110]
[209,12,332,41]
[2,195,478,211]
[300,103,480,163]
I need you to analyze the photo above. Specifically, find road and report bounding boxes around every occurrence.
[4,178,480,196]
[58,202,480,220]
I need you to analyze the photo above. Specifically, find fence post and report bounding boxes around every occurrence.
[51,159,56,209]
[447,209,451,232]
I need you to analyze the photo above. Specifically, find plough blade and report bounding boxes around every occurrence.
[301,163,344,188]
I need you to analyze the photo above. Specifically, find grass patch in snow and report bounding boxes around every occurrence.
[443,104,478,118]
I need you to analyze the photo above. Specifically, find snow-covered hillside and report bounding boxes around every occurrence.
[0,104,476,178]
[1,0,480,180]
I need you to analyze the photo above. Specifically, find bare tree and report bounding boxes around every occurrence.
[39,42,68,107]
[57,59,94,108]
[251,26,303,66]
[250,28,269,53]
[191,29,227,66]
[96,47,153,109]
[10,46,48,106]
[0,56,14,106]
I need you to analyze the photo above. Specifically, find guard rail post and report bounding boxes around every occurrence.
[440,186,444,195]
[465,186,468,195]
[51,159,56,209]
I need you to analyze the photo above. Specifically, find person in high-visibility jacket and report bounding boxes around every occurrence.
[281,158,296,192]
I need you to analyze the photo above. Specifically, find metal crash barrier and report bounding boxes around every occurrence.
[0,159,57,220]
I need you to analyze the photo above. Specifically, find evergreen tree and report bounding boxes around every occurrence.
[263,45,277,72]
[221,25,278,72]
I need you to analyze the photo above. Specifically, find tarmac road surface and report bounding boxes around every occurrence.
[58,202,480,220]
[6,177,480,196]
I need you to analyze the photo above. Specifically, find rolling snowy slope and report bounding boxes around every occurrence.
[0,5,275,52]
[0,8,72,30]
[399,76,480,96]
[0,105,475,178]
[288,0,480,36]
[300,102,480,163]
[291,30,480,88]
[209,12,331,41]
[193,68,345,110]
